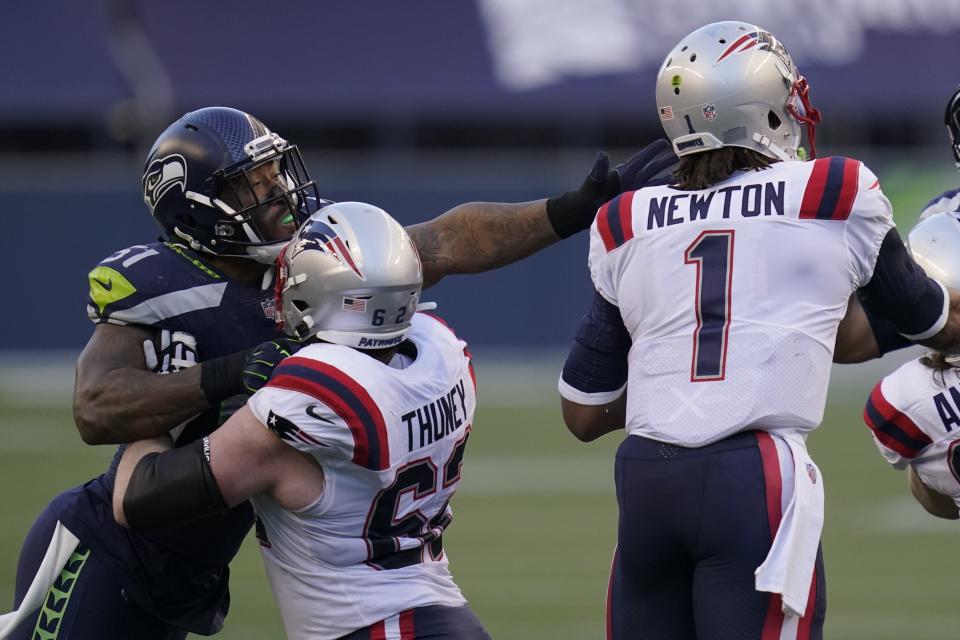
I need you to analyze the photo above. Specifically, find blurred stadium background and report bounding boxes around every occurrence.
[2,1,960,637]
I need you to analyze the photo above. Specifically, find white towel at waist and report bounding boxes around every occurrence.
[754,432,825,617]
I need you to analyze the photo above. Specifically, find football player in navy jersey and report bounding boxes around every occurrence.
[5,106,676,639]
[917,86,960,223]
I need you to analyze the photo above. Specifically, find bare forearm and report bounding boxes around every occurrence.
[406,200,558,288]
[74,366,208,444]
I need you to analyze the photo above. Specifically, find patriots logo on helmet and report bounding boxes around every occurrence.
[290,220,365,280]
[716,30,791,71]
[143,154,187,213]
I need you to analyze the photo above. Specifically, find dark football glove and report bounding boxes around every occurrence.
[143,330,198,373]
[241,338,304,395]
[546,138,678,238]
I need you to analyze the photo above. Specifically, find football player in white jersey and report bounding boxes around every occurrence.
[557,22,960,640]
[864,212,960,520]
[112,202,488,640]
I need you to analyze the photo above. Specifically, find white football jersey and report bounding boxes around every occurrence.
[917,187,960,223]
[587,157,905,446]
[246,313,477,640]
[865,358,960,508]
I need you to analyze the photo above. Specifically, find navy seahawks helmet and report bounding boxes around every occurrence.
[142,106,322,263]
[946,86,960,170]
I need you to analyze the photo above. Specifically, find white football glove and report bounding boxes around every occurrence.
[143,330,198,373]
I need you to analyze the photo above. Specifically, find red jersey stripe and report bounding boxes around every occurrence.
[399,609,416,639]
[799,158,831,219]
[831,158,860,221]
[596,201,616,252]
[618,191,635,244]
[756,431,785,639]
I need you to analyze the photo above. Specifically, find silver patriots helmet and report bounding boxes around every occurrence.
[908,212,960,290]
[276,202,423,348]
[655,21,821,162]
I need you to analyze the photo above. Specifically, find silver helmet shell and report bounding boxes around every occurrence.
[907,212,960,290]
[655,21,820,161]
[277,202,423,348]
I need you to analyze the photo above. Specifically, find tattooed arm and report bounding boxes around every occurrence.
[406,141,678,289]
[406,200,557,289]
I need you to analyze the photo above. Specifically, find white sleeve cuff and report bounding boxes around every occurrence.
[557,375,626,406]
[900,280,949,341]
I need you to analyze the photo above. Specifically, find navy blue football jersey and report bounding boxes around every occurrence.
[54,241,286,634]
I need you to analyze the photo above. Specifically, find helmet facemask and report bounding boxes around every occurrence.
[945,87,960,169]
[189,133,320,263]
[144,107,323,265]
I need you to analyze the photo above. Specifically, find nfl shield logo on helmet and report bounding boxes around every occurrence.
[702,104,717,121]
[805,462,817,484]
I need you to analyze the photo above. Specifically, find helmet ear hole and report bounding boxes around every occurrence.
[768,111,782,130]
[292,299,310,312]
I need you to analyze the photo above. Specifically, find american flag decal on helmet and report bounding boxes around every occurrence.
[342,296,369,312]
[291,220,365,280]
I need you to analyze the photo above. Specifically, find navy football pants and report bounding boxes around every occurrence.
[608,431,826,640]
[9,501,185,640]
[338,604,491,639]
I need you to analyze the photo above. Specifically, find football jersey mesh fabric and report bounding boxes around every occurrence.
[246,314,475,640]
[580,158,898,446]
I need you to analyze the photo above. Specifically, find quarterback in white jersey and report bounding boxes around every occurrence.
[112,203,490,640]
[579,155,899,446]
[557,22,960,640]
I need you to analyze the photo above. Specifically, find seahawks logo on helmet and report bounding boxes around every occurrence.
[143,154,187,213]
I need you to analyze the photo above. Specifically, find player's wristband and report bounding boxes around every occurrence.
[200,350,251,405]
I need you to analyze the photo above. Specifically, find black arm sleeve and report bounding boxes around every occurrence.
[857,228,946,340]
[123,437,229,531]
[855,290,914,355]
[561,290,631,397]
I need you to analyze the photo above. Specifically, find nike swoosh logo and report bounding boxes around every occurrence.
[306,405,335,424]
[93,277,113,291]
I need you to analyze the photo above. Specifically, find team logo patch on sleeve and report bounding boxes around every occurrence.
[88,266,137,314]
[266,410,328,447]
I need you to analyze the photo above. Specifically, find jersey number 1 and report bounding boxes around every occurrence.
[684,230,734,381]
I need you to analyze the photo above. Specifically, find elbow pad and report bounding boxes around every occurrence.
[561,291,631,398]
[858,229,947,340]
[855,290,914,355]
[123,437,229,531]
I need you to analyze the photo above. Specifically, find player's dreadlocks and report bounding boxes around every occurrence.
[674,147,775,191]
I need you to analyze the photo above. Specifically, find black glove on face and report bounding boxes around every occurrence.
[241,338,304,395]
[546,139,678,238]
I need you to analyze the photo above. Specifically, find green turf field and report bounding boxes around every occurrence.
[1,354,959,639]
[1,165,958,637]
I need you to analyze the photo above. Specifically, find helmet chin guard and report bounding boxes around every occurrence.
[143,107,322,263]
